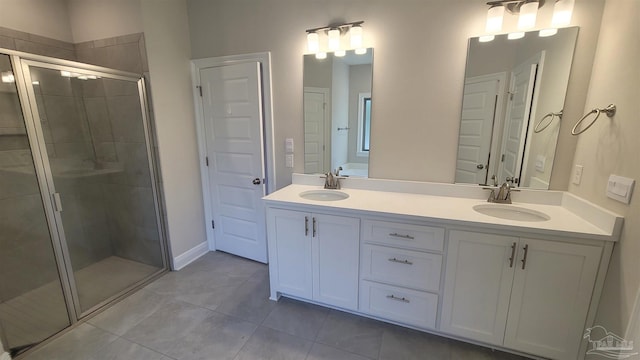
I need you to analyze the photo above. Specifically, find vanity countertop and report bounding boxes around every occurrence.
[263,183,623,242]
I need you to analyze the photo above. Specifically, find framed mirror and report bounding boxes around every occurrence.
[303,48,373,177]
[455,27,578,189]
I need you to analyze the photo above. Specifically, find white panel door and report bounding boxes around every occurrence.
[304,88,328,174]
[498,60,538,184]
[312,213,360,310]
[505,239,601,360]
[456,77,499,184]
[267,208,313,299]
[200,62,267,263]
[441,230,518,346]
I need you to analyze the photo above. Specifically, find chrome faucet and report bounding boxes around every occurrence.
[483,180,520,204]
[322,169,344,189]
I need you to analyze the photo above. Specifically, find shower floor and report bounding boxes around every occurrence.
[0,256,161,350]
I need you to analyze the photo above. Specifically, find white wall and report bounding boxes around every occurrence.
[67,0,144,43]
[187,0,605,190]
[140,0,206,259]
[569,0,640,340]
[0,0,73,42]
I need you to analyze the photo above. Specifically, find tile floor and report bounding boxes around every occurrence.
[21,252,529,360]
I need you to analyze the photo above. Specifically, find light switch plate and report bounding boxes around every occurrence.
[285,154,294,168]
[607,175,634,204]
[285,138,294,153]
[572,165,584,185]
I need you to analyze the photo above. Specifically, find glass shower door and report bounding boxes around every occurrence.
[0,55,71,353]
[24,63,166,315]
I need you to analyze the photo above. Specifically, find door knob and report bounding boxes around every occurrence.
[252,178,262,185]
[476,164,485,169]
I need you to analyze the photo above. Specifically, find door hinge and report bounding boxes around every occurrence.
[205,156,209,166]
[197,85,202,97]
[211,220,215,229]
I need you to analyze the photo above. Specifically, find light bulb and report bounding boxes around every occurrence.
[508,32,525,40]
[551,0,575,27]
[315,52,327,60]
[1,71,15,83]
[350,25,363,49]
[328,28,340,51]
[307,32,319,53]
[355,48,367,55]
[60,70,72,77]
[335,50,346,57]
[485,6,504,33]
[517,1,538,30]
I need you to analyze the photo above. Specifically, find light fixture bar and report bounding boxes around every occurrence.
[305,21,364,35]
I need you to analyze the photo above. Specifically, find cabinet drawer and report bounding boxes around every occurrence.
[362,220,444,252]
[360,280,438,329]
[361,244,442,292]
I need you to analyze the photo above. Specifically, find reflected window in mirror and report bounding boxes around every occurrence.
[303,49,373,178]
[357,93,371,157]
[454,27,578,189]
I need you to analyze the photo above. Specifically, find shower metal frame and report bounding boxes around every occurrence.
[1,48,169,328]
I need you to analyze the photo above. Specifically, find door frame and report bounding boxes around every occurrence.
[191,52,275,252]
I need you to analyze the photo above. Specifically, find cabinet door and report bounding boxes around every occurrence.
[267,208,313,299]
[504,239,601,360]
[312,213,360,310]
[441,230,518,345]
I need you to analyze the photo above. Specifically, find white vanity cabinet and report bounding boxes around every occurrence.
[266,207,360,310]
[442,230,602,360]
[359,219,444,329]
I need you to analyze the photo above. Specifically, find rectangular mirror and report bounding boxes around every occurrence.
[455,27,578,189]
[303,48,373,177]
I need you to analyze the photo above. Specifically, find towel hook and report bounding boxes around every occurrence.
[571,104,616,136]
[534,110,563,133]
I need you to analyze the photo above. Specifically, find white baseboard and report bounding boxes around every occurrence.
[172,241,209,270]
[0,352,11,360]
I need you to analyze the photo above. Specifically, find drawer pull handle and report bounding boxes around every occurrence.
[386,294,410,303]
[388,257,413,265]
[389,233,415,240]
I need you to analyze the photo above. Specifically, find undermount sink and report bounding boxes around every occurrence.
[473,204,550,222]
[299,190,349,201]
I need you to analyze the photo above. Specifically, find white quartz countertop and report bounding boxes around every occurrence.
[263,183,621,242]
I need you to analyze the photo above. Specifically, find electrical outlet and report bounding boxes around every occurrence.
[572,165,584,185]
[285,154,294,168]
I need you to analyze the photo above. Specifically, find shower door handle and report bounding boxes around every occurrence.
[51,193,63,212]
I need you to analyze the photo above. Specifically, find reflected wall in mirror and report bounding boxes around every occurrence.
[455,27,578,189]
[303,49,373,177]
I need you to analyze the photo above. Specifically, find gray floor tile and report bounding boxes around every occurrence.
[185,251,267,277]
[87,337,171,360]
[215,273,277,324]
[450,340,527,360]
[379,326,451,360]
[234,326,313,360]
[161,311,257,360]
[305,343,372,360]
[122,300,214,353]
[22,323,117,360]
[88,288,172,335]
[262,297,329,340]
[315,310,385,359]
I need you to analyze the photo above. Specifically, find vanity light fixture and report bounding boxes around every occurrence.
[305,21,365,57]
[479,5,505,42]
[540,0,574,37]
[517,1,539,30]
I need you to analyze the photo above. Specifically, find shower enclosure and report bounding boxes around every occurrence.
[0,49,167,354]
